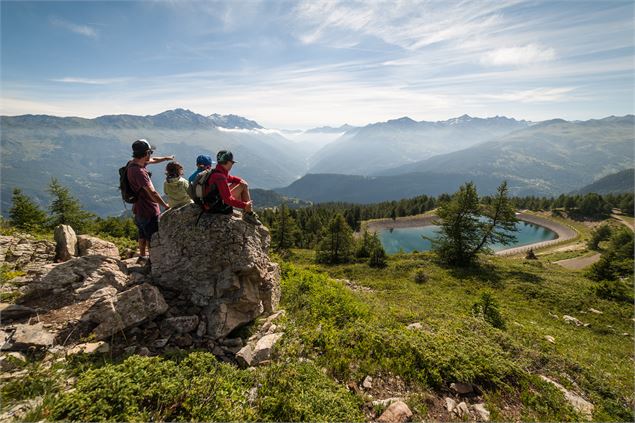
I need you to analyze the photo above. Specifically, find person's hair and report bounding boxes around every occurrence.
[132,150,149,159]
[165,161,183,178]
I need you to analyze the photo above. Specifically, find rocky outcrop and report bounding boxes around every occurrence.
[0,234,55,272]
[77,235,119,258]
[151,205,281,339]
[54,224,78,262]
[1,214,280,362]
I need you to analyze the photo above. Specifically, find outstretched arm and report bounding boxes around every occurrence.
[148,155,175,164]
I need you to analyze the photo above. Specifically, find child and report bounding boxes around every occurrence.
[164,161,193,209]
[188,154,214,183]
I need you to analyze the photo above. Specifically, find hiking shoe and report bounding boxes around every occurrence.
[243,211,262,226]
[136,255,149,264]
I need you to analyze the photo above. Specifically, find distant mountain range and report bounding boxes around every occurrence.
[304,124,357,134]
[1,109,632,216]
[1,109,307,216]
[378,116,634,196]
[576,168,634,195]
[307,115,530,175]
[274,172,506,203]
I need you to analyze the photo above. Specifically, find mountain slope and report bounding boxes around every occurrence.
[0,109,306,216]
[274,172,505,204]
[379,116,635,196]
[576,168,634,194]
[308,115,529,175]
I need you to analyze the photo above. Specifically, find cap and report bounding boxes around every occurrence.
[196,154,213,167]
[132,139,155,155]
[216,150,236,163]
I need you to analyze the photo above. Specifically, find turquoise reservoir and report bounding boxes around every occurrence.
[378,220,558,254]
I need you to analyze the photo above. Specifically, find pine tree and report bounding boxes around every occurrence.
[434,181,518,266]
[271,203,299,252]
[48,178,95,233]
[356,230,373,258]
[9,188,47,231]
[315,213,355,264]
[368,233,387,268]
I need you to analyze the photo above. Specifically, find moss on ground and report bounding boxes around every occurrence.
[2,215,633,422]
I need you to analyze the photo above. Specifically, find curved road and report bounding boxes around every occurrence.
[495,212,578,256]
[364,212,578,256]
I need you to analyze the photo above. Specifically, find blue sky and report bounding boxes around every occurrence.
[1,0,633,128]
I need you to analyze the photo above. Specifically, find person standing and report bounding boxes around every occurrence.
[127,139,171,262]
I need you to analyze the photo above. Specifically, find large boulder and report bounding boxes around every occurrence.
[54,224,78,262]
[151,205,281,339]
[87,283,168,340]
[77,235,120,259]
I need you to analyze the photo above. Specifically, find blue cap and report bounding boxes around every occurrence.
[196,154,213,167]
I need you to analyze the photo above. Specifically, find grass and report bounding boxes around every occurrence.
[2,216,633,422]
[281,248,633,421]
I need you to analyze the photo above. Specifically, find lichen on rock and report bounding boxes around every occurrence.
[151,205,281,339]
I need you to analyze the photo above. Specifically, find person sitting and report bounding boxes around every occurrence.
[188,154,214,183]
[208,150,261,226]
[164,161,193,209]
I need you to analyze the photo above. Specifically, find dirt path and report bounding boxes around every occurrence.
[611,213,634,232]
[554,253,601,270]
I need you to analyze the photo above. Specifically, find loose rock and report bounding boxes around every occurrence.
[66,341,110,355]
[545,335,556,344]
[563,315,584,327]
[8,322,56,350]
[362,375,373,389]
[377,400,413,423]
[450,382,474,395]
[0,303,36,321]
[471,403,491,421]
[454,401,470,418]
[540,375,594,420]
[161,315,199,334]
[445,397,457,413]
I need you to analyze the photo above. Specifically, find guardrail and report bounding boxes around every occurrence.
[495,212,579,256]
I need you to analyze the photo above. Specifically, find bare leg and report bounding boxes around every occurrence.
[230,181,251,204]
[138,238,148,256]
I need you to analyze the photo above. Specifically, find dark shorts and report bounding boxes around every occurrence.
[135,214,159,241]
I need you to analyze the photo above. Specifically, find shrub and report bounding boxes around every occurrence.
[594,279,633,303]
[413,269,428,284]
[472,292,506,330]
[368,242,387,268]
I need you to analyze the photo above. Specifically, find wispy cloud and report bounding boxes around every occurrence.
[480,87,575,103]
[49,16,98,38]
[481,44,556,66]
[51,77,130,85]
[292,0,520,51]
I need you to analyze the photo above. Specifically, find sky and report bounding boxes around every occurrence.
[1,0,634,129]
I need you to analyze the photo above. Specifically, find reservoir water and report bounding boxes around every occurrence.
[378,220,558,254]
